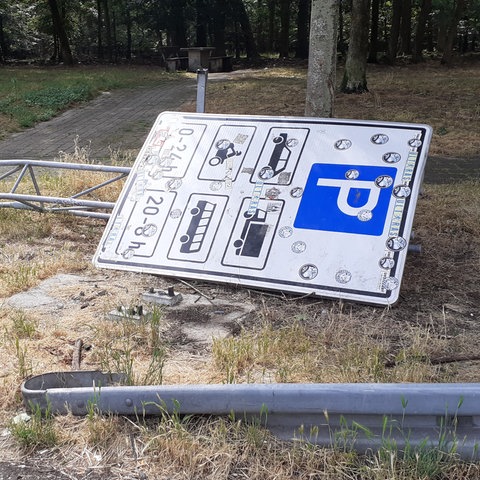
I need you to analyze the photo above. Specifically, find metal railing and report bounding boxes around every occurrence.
[0,159,131,220]
[0,70,209,220]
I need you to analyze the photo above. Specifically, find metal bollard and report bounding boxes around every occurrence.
[196,68,208,113]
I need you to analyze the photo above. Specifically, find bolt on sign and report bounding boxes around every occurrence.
[93,112,432,305]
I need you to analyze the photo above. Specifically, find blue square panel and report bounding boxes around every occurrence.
[294,164,397,236]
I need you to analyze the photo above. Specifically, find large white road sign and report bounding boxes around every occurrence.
[93,112,432,305]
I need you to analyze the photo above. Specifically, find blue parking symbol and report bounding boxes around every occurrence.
[294,164,397,236]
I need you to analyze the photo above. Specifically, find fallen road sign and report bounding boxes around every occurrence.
[93,112,432,305]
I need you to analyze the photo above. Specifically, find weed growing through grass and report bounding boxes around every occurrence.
[3,264,38,294]
[9,401,57,450]
[14,337,32,379]
[96,305,166,386]
[9,309,37,339]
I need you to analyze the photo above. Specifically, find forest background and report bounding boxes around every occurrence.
[0,0,479,70]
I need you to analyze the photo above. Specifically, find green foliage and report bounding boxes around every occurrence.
[24,84,91,110]
[9,309,37,339]
[98,305,166,386]
[9,402,58,450]
[14,337,33,378]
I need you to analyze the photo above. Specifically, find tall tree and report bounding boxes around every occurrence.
[267,0,276,52]
[399,0,412,54]
[295,0,310,58]
[278,0,290,57]
[212,0,227,55]
[367,0,380,62]
[168,0,188,47]
[305,0,339,117]
[231,0,259,58]
[0,12,6,62]
[196,0,208,46]
[341,0,371,93]
[47,0,74,65]
[387,0,402,63]
[412,0,433,62]
[441,0,467,64]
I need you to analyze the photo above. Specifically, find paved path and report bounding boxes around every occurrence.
[0,74,478,183]
[0,77,197,160]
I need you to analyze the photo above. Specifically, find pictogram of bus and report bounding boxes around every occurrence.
[179,200,216,253]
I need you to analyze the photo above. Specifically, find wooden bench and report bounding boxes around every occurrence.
[165,57,188,72]
[208,56,233,73]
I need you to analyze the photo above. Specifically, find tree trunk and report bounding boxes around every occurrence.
[126,6,132,60]
[232,0,259,59]
[387,0,402,64]
[412,0,432,63]
[278,0,290,58]
[341,0,370,93]
[295,0,309,58]
[196,0,208,46]
[441,0,466,65]
[256,0,266,51]
[212,0,227,55]
[97,0,103,59]
[305,0,339,118]
[267,0,276,52]
[102,0,113,61]
[338,0,346,56]
[0,14,6,62]
[170,0,188,48]
[47,0,74,65]
[399,0,412,55]
[367,0,379,63]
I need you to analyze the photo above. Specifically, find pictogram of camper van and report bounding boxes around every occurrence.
[208,139,242,166]
[233,208,269,258]
[258,133,298,180]
[179,200,216,253]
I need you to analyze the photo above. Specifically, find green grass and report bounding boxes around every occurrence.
[0,66,185,135]
[9,401,58,450]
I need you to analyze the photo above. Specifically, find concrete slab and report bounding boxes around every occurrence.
[7,274,84,309]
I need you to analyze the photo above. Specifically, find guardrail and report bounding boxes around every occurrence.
[0,159,131,219]
[22,371,480,460]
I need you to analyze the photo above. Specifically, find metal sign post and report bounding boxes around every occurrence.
[93,112,432,305]
[196,69,208,113]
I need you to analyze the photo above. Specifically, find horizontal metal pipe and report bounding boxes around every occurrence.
[0,193,116,209]
[0,159,131,174]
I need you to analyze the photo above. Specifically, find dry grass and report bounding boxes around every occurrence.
[0,60,479,478]
[206,60,480,158]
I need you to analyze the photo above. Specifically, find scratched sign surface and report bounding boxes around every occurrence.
[93,112,432,305]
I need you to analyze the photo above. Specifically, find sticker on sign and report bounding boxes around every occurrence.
[93,112,432,305]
